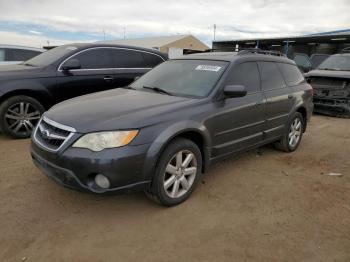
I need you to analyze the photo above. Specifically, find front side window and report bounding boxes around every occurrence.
[258,62,286,90]
[72,48,113,69]
[227,62,260,93]
[111,49,145,68]
[318,55,350,71]
[277,63,305,86]
[130,60,228,98]
[142,52,164,67]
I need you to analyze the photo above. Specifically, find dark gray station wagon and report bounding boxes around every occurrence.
[31,49,314,206]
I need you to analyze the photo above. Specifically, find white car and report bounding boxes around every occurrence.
[0,45,44,65]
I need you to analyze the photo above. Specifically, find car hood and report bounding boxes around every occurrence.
[305,69,350,79]
[45,88,195,133]
[0,64,44,79]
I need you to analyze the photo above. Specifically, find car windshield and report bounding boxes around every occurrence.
[24,45,78,67]
[130,60,228,98]
[318,55,350,71]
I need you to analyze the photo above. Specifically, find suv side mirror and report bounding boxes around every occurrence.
[223,85,247,98]
[61,59,81,71]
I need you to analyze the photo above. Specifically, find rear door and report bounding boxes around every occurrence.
[210,62,265,157]
[56,48,116,101]
[258,61,293,140]
[111,48,164,87]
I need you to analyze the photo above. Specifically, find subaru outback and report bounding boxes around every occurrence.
[31,49,313,206]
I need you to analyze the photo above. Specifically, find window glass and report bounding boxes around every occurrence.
[318,55,350,71]
[0,48,5,61]
[73,48,113,69]
[27,45,77,67]
[227,62,260,93]
[277,63,305,86]
[111,49,145,68]
[142,52,164,67]
[294,53,311,68]
[8,49,41,61]
[258,62,286,90]
[130,60,228,98]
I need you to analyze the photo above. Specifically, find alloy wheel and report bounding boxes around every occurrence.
[163,150,197,199]
[288,118,302,148]
[4,102,41,136]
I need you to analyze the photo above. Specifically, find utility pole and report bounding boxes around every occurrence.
[213,24,217,41]
[123,27,126,39]
[103,29,106,40]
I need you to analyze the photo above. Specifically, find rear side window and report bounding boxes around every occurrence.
[8,49,41,61]
[73,48,113,69]
[227,62,260,93]
[277,63,305,86]
[258,62,286,90]
[142,52,164,67]
[111,49,146,68]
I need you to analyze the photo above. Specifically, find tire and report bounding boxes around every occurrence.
[274,112,304,152]
[0,95,44,139]
[146,138,203,206]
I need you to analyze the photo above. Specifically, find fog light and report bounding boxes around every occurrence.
[94,174,110,189]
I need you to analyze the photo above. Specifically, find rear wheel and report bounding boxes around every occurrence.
[0,95,44,138]
[146,138,202,206]
[274,112,304,152]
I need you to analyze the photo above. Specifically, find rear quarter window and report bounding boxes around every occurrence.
[277,63,305,86]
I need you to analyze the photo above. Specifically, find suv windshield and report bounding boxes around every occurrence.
[24,45,78,67]
[130,60,228,98]
[318,55,350,71]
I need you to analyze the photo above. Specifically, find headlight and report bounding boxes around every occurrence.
[72,130,138,152]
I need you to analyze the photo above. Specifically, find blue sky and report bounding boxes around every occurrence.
[0,0,349,48]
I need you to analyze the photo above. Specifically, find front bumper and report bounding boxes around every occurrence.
[30,141,152,193]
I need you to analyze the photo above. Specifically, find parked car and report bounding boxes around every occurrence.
[305,48,350,118]
[0,43,167,138]
[30,49,313,206]
[0,45,44,65]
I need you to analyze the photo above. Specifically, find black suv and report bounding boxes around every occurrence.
[31,49,313,206]
[305,48,350,118]
[0,43,167,138]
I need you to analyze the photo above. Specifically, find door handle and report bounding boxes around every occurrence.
[288,95,293,99]
[103,76,114,81]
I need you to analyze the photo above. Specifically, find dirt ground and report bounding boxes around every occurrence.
[0,115,349,262]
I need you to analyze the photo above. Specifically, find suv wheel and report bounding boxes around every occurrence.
[146,138,202,206]
[0,95,44,138]
[274,112,304,152]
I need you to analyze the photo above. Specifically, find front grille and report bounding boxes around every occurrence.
[34,117,75,151]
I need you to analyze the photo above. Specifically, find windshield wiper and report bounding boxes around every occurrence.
[23,62,36,67]
[142,86,173,96]
[122,86,136,90]
[318,68,340,71]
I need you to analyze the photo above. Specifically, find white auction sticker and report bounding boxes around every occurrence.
[195,65,222,72]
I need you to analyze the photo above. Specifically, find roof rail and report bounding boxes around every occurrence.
[237,48,286,57]
[341,47,350,54]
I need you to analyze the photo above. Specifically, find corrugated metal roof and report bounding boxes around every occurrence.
[99,35,191,49]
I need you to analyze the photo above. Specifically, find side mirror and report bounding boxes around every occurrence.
[223,85,247,98]
[61,59,81,71]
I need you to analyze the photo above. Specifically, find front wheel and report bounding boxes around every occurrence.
[146,138,202,206]
[274,112,304,152]
[0,95,44,138]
